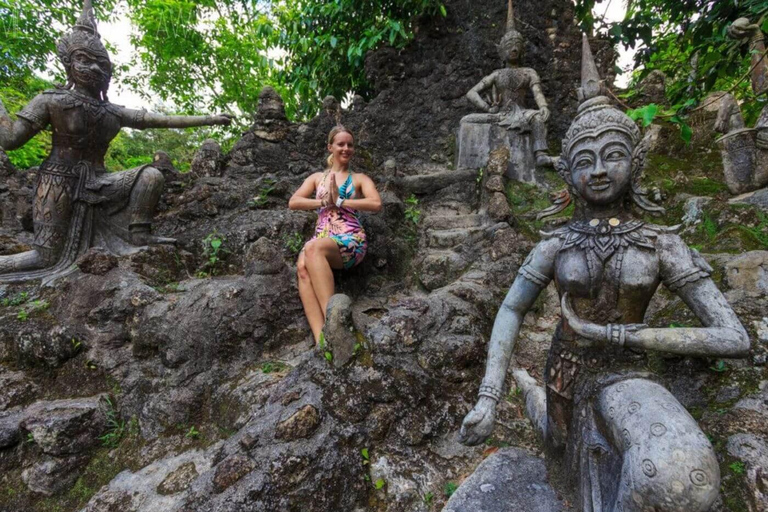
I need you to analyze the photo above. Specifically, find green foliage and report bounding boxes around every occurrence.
[422,492,434,504]
[578,0,768,129]
[16,309,28,322]
[404,194,421,225]
[284,232,304,256]
[248,178,277,208]
[1,291,28,307]
[444,481,458,497]
[361,447,370,463]
[185,426,200,439]
[710,360,728,373]
[260,361,287,373]
[729,461,746,474]
[374,478,386,490]
[198,232,227,277]
[99,397,125,448]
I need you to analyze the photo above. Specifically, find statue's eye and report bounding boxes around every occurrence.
[575,158,592,170]
[606,150,626,160]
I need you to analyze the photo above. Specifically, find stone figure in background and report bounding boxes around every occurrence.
[0,0,231,283]
[714,17,768,194]
[458,35,750,511]
[456,0,554,184]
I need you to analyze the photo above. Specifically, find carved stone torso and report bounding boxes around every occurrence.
[492,67,539,111]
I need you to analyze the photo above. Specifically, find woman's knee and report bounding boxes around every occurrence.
[296,253,310,280]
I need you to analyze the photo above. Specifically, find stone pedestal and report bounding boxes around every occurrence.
[456,120,538,184]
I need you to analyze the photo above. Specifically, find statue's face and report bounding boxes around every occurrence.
[499,41,522,64]
[568,131,633,206]
[70,49,111,92]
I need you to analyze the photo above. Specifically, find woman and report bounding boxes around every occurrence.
[289,126,382,344]
[459,36,749,511]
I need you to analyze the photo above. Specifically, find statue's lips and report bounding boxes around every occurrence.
[588,180,611,191]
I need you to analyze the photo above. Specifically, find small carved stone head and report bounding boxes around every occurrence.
[498,0,525,65]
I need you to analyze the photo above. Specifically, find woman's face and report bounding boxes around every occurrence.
[568,131,633,206]
[328,131,354,166]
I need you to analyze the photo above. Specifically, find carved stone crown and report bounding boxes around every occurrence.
[562,98,641,158]
[56,0,111,67]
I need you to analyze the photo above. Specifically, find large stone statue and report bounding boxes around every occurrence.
[0,0,231,282]
[456,0,553,183]
[714,17,768,194]
[458,35,749,511]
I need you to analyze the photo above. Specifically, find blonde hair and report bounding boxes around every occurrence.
[326,125,354,168]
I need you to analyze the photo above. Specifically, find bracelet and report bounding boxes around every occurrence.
[606,324,626,347]
[478,383,503,402]
[335,197,344,208]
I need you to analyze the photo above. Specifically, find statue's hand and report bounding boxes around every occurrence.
[538,106,551,123]
[458,397,497,446]
[487,105,500,114]
[211,113,233,126]
[728,18,761,41]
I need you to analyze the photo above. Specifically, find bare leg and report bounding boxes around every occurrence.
[303,238,344,318]
[297,250,324,343]
[595,378,719,512]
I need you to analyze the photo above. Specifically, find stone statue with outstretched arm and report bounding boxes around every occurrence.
[459,35,749,512]
[0,0,231,282]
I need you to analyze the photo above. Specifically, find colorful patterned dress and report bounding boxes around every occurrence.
[306,172,367,269]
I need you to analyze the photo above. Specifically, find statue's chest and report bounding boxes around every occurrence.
[495,70,529,100]
[50,102,121,147]
[555,245,660,323]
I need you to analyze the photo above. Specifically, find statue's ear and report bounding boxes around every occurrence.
[556,156,572,186]
[631,131,653,185]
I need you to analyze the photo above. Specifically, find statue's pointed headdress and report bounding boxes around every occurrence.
[549,34,663,216]
[56,0,112,95]
[499,0,525,52]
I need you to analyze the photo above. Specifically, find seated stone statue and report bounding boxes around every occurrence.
[0,0,230,282]
[456,0,553,183]
[713,17,768,194]
[459,35,749,512]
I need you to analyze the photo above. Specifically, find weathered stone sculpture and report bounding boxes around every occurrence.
[456,0,553,183]
[0,0,230,282]
[714,18,768,194]
[458,34,750,512]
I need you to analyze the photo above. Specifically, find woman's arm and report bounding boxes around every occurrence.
[459,238,559,446]
[341,174,382,212]
[289,173,324,211]
[122,108,232,129]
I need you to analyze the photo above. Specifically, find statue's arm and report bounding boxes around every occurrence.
[466,72,497,112]
[624,234,749,357]
[529,72,550,122]
[121,108,232,130]
[563,234,749,358]
[0,95,47,151]
[459,238,558,446]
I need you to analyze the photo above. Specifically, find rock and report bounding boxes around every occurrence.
[485,175,505,193]
[322,294,357,368]
[190,139,224,178]
[727,433,768,468]
[729,187,768,213]
[0,408,23,448]
[457,123,539,184]
[419,251,469,291]
[274,405,321,441]
[681,196,712,225]
[634,70,668,106]
[15,324,81,368]
[21,454,90,496]
[251,86,290,141]
[151,151,182,182]
[212,454,255,493]
[725,251,768,296]
[244,237,284,277]
[0,370,38,410]
[443,448,564,512]
[488,192,511,222]
[157,461,200,495]
[21,395,107,456]
[77,247,118,275]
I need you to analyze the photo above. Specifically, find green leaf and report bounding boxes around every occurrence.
[330,36,337,48]
[324,351,333,362]
[210,239,222,250]
[361,448,369,460]
[680,122,692,145]
[641,104,658,127]
[439,4,447,17]
[375,478,386,489]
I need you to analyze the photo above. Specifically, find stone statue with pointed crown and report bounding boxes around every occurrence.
[713,17,768,194]
[456,0,554,183]
[0,0,232,283]
[455,34,749,512]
